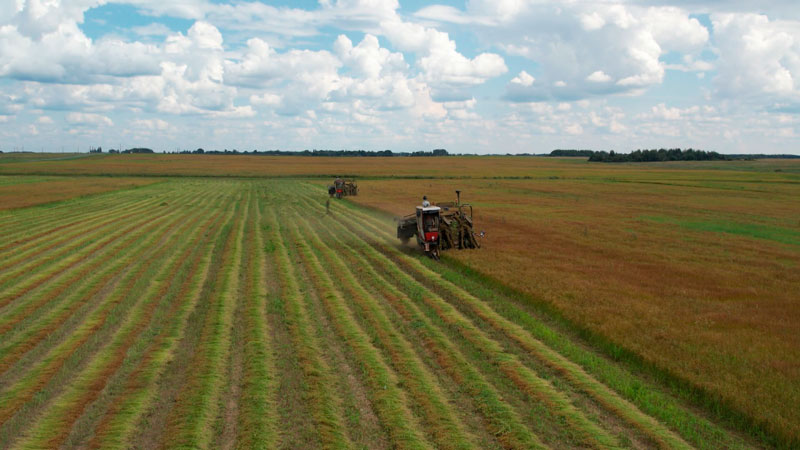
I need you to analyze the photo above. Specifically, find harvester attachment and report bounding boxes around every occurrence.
[331,178,358,198]
[396,190,480,258]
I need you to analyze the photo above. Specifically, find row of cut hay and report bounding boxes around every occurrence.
[10,188,228,449]
[266,205,353,449]
[159,189,248,449]
[0,190,160,274]
[0,188,204,339]
[233,185,277,448]
[293,210,478,449]
[213,185,259,448]
[0,187,204,381]
[84,188,235,448]
[0,189,219,446]
[0,185,157,243]
[0,187,211,360]
[280,212,431,450]
[0,195,200,375]
[295,195,546,449]
[0,195,157,278]
[0,195,174,309]
[324,187,695,449]
[0,188,216,442]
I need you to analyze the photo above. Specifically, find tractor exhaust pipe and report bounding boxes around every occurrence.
[455,190,461,206]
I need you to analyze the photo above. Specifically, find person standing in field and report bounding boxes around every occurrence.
[326,198,330,214]
[422,195,430,207]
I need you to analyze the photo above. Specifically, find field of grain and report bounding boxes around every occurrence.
[0,176,160,210]
[0,176,767,448]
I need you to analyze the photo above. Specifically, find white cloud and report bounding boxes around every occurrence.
[131,118,170,130]
[587,71,612,82]
[67,112,113,126]
[380,17,507,94]
[712,13,800,106]
[511,70,534,87]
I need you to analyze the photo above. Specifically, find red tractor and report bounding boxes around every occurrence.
[396,191,480,259]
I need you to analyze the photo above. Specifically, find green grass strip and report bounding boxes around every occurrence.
[0,191,158,270]
[235,185,278,448]
[0,199,192,372]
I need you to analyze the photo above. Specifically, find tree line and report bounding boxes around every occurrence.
[549,148,730,162]
[175,148,449,157]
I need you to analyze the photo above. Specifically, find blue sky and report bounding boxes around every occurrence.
[1,0,798,154]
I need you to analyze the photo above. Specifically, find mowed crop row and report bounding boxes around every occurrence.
[0,179,753,448]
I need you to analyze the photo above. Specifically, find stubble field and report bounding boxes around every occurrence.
[0,154,797,448]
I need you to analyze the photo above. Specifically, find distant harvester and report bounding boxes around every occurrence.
[328,178,358,199]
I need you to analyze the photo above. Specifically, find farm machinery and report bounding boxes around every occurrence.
[396,190,480,259]
[328,178,358,198]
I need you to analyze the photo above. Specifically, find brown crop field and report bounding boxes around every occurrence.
[0,176,160,210]
[0,154,797,448]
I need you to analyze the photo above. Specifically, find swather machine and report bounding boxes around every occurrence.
[396,190,480,259]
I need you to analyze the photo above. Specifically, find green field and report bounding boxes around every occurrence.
[0,156,797,448]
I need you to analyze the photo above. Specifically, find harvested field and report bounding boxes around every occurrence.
[0,177,772,448]
[0,176,160,210]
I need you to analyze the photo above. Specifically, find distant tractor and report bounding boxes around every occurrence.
[329,178,358,199]
[396,190,480,259]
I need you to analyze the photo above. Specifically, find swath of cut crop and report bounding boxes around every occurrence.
[266,205,353,449]
[294,212,479,449]
[233,185,278,448]
[0,189,207,376]
[159,190,248,449]
[0,193,210,436]
[297,197,547,450]
[283,213,434,450]
[86,192,232,448]
[7,193,217,449]
[0,190,199,339]
[296,187,618,448]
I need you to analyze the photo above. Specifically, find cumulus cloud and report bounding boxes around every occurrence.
[712,13,800,108]
[0,0,796,154]
[380,17,507,99]
[452,1,711,100]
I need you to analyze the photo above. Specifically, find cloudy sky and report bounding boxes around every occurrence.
[0,0,798,154]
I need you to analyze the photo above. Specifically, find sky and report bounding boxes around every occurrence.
[0,0,799,154]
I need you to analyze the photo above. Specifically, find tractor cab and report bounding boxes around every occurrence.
[416,206,441,255]
[334,178,344,198]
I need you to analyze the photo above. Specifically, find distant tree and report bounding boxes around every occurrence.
[121,147,154,154]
